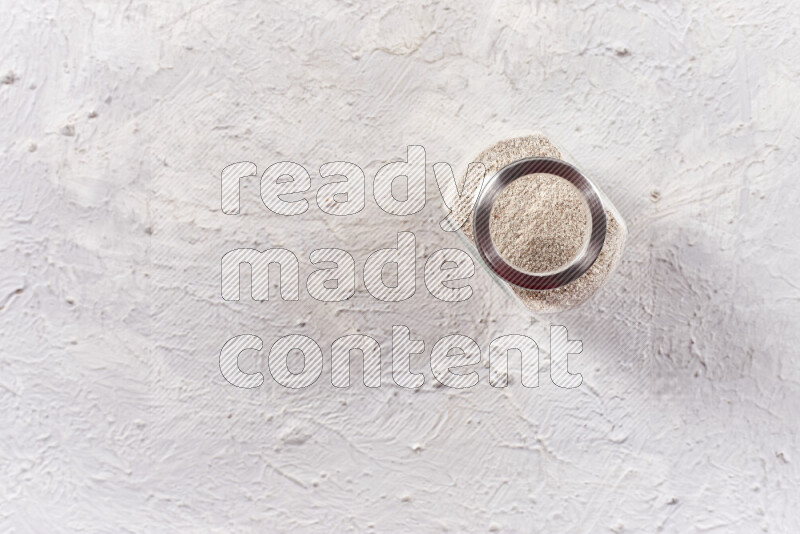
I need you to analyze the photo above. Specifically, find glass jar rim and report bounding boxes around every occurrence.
[472,157,607,290]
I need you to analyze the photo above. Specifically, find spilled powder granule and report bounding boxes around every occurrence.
[463,134,626,313]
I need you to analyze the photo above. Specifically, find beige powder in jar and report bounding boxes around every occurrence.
[489,174,590,274]
[462,134,626,313]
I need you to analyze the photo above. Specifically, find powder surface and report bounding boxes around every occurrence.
[489,174,589,274]
[463,134,626,313]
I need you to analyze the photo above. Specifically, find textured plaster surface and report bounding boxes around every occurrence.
[1,0,799,532]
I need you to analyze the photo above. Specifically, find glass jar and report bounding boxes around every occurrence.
[449,133,628,314]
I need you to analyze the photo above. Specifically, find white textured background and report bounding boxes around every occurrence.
[2,0,799,532]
